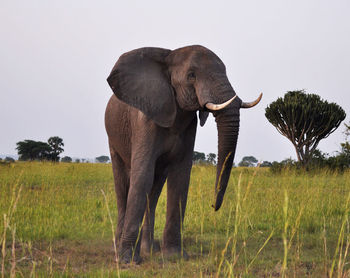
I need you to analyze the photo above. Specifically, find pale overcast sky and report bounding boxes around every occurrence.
[1,0,349,163]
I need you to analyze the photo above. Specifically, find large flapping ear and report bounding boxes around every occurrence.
[107,48,176,128]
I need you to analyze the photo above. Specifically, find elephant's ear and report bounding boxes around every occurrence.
[107,47,176,128]
[199,111,209,126]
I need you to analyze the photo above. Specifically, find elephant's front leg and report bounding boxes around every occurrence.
[118,161,155,264]
[162,122,196,259]
[141,169,168,255]
[162,156,193,259]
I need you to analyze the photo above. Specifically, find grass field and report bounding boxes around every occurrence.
[1,162,349,277]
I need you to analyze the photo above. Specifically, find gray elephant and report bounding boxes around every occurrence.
[105,45,262,264]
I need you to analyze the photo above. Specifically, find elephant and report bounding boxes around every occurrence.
[105,45,262,264]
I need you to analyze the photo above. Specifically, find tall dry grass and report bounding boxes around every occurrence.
[0,162,349,277]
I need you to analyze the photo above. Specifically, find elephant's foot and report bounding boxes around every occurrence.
[162,245,189,261]
[141,239,161,255]
[116,248,142,265]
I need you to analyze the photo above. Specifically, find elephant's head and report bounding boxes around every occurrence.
[107,45,262,211]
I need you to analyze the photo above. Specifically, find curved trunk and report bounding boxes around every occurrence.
[213,110,240,211]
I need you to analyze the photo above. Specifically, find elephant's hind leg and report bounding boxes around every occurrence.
[118,154,157,264]
[110,147,129,250]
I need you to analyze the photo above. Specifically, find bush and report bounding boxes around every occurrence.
[260,161,272,167]
[270,151,350,174]
[61,156,72,163]
[325,154,350,172]
[270,158,299,173]
[5,156,15,163]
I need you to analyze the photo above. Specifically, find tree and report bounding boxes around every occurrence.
[48,136,64,162]
[16,137,65,161]
[96,155,110,163]
[16,140,52,160]
[260,161,272,167]
[5,157,15,163]
[75,158,80,163]
[265,90,346,167]
[238,156,258,167]
[206,153,217,165]
[193,151,206,164]
[341,122,350,156]
[332,122,350,170]
[61,156,72,162]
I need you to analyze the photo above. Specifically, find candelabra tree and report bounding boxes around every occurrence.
[265,90,346,167]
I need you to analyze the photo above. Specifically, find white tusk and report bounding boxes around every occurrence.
[241,93,263,108]
[205,95,237,111]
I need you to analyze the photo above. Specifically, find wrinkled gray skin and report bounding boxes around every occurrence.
[105,45,247,264]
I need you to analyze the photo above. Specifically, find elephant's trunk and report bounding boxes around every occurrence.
[213,108,240,211]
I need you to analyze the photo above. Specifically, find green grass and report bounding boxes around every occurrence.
[1,162,350,277]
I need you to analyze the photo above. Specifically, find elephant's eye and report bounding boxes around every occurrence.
[187,72,196,82]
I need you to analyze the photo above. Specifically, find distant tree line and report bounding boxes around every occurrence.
[270,122,350,172]
[13,136,112,164]
[193,152,271,167]
[253,121,349,172]
[60,155,110,163]
[234,119,350,172]
[193,151,217,165]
